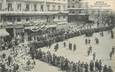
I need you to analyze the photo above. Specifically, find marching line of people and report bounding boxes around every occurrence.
[29,25,114,49]
[29,48,113,72]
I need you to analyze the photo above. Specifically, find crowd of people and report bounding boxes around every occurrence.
[0,36,19,51]
[0,53,19,72]
[29,48,113,72]
[0,36,21,71]
[0,42,31,72]
[0,23,114,72]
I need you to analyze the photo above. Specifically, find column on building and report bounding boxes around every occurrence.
[22,2,26,11]
[44,0,47,11]
[13,1,17,11]
[30,3,33,11]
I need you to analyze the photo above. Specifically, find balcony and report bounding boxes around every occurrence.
[0,11,68,15]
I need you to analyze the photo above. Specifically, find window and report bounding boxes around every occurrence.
[71,11,75,14]
[47,5,50,11]
[41,5,44,11]
[17,3,21,11]
[79,10,81,13]
[0,3,2,10]
[34,4,37,11]
[53,16,55,19]
[58,5,61,10]
[63,16,66,19]
[63,5,66,10]
[25,4,29,11]
[17,18,21,22]
[72,5,75,8]
[8,3,13,11]
[58,16,60,19]
[52,5,55,11]
[7,17,12,22]
[26,18,29,21]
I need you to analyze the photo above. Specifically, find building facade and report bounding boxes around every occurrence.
[68,0,89,23]
[67,0,112,24]
[0,0,68,41]
[88,1,112,24]
[0,0,68,25]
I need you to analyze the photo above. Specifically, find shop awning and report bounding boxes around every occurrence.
[0,29,9,37]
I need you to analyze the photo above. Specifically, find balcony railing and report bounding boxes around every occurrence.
[0,10,68,15]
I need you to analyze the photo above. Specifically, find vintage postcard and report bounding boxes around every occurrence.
[0,0,115,72]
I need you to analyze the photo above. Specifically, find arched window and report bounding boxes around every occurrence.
[0,3,2,10]
[52,5,56,11]
[58,5,61,11]
[17,3,21,11]
[47,5,50,11]
[72,5,75,8]
[25,4,29,11]
[34,4,37,11]
[8,3,13,11]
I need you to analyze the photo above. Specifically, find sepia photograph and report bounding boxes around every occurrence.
[0,0,115,72]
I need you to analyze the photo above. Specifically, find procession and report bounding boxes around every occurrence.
[36,26,115,72]
[0,22,115,72]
